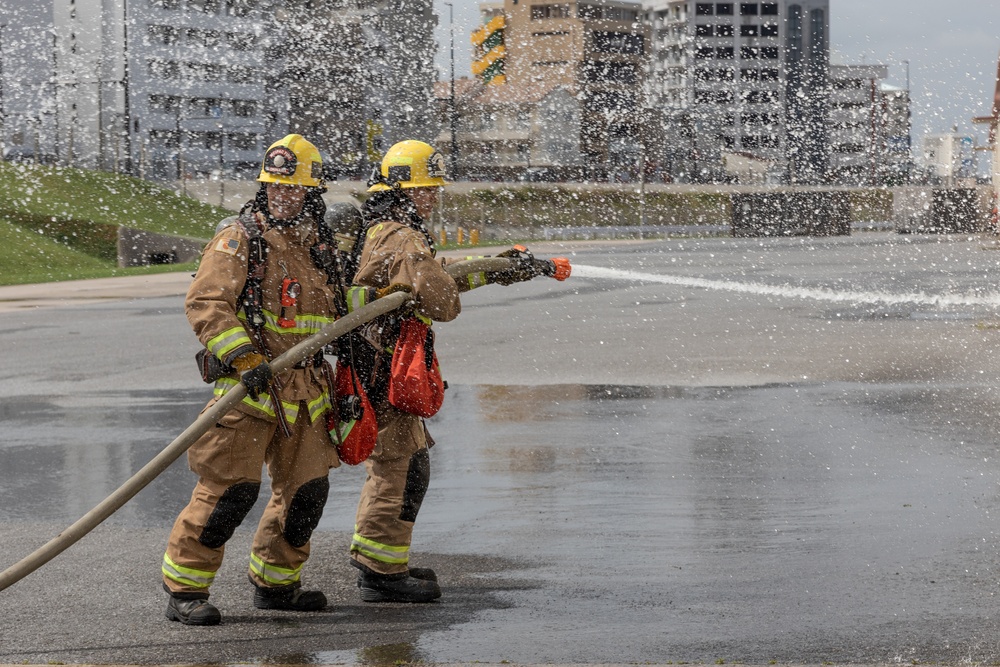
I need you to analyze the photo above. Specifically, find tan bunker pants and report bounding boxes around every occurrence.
[162,400,338,596]
[350,403,431,575]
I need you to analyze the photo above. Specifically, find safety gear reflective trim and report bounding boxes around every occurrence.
[307,392,332,424]
[249,552,302,585]
[207,326,253,361]
[256,308,336,336]
[346,286,369,313]
[414,312,433,326]
[162,553,216,589]
[213,378,303,423]
[466,272,488,290]
[350,530,410,564]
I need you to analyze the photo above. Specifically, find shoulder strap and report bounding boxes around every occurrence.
[234,209,268,338]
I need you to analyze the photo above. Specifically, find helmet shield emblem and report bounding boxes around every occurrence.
[264,146,297,177]
[427,151,447,179]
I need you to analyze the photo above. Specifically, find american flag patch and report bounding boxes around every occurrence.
[215,238,240,255]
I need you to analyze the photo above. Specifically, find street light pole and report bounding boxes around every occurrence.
[0,23,7,159]
[445,2,458,180]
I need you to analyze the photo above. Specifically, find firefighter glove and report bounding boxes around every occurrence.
[234,353,272,401]
[232,352,266,374]
[374,283,413,300]
[487,246,537,286]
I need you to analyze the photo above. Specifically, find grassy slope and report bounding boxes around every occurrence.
[0,162,227,285]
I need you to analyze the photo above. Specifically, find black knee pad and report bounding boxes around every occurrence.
[284,476,330,548]
[399,448,430,523]
[199,481,260,549]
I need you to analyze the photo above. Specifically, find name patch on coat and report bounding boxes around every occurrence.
[215,238,240,255]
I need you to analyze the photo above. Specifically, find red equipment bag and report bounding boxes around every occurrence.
[388,317,445,418]
[326,359,378,465]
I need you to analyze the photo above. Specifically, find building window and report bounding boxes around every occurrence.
[232,100,257,117]
[760,68,778,81]
[717,134,735,148]
[147,24,179,45]
[188,131,222,150]
[760,23,779,37]
[740,68,758,81]
[225,0,255,16]
[760,46,778,58]
[578,4,602,19]
[187,0,220,12]
[696,3,713,15]
[716,24,734,36]
[761,2,779,15]
[228,66,255,83]
[743,90,778,104]
[740,25,757,37]
[592,31,644,55]
[148,58,179,79]
[150,129,180,148]
[149,94,180,112]
[696,24,714,37]
[742,136,760,148]
[740,46,758,59]
[531,4,570,19]
[228,133,259,151]
[150,0,180,8]
[695,47,714,59]
[226,32,256,50]
[716,46,734,59]
[716,3,734,15]
[186,28,221,47]
[740,3,758,15]
[583,60,638,84]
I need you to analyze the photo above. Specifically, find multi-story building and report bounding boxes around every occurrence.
[0,0,438,182]
[827,64,914,186]
[827,63,887,185]
[644,0,829,183]
[880,82,912,184]
[0,0,284,178]
[447,0,648,180]
[279,0,438,180]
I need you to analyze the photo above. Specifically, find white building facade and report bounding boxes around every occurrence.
[643,0,829,183]
[0,0,439,181]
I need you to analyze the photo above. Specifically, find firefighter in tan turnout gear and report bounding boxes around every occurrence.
[162,134,375,625]
[346,140,539,602]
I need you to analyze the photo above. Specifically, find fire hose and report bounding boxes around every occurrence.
[0,254,570,593]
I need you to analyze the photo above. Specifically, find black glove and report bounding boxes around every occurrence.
[486,246,537,286]
[241,362,273,401]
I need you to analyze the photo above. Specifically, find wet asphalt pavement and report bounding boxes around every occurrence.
[4,233,1000,663]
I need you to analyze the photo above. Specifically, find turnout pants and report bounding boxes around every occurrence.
[162,400,338,596]
[350,403,431,575]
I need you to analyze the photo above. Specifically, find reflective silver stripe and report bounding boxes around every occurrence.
[307,392,332,423]
[346,287,368,313]
[162,553,215,589]
[350,531,410,564]
[249,552,302,585]
[207,326,252,360]
[260,309,336,336]
[214,378,301,423]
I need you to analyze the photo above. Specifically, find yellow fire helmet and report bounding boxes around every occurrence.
[257,134,323,188]
[368,140,448,192]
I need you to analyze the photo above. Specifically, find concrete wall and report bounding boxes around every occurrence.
[117,227,205,267]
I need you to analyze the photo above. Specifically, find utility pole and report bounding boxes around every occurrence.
[0,23,6,159]
[445,2,458,180]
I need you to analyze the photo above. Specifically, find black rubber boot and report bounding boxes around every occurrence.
[252,583,327,611]
[407,567,438,582]
[165,594,222,626]
[352,561,441,603]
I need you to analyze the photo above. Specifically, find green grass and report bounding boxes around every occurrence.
[0,161,227,285]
